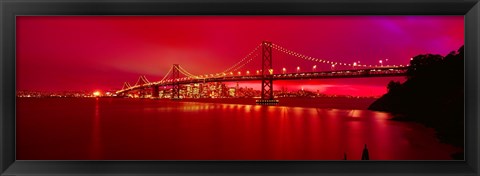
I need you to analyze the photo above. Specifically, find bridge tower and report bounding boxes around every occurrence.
[171,64,181,99]
[256,41,279,105]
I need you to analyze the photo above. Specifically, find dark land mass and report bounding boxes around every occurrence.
[369,46,464,159]
[178,97,378,110]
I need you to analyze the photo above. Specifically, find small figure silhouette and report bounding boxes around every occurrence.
[361,144,369,160]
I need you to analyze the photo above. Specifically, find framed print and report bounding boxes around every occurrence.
[1,0,479,175]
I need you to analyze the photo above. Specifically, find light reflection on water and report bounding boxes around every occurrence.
[16,98,460,160]
[90,97,102,159]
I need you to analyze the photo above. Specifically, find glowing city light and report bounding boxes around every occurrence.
[93,91,101,97]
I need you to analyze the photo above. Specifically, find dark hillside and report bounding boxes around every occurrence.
[369,46,464,158]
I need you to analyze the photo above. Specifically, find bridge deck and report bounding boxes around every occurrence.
[117,67,407,94]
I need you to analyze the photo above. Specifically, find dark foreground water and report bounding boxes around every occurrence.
[16,97,461,160]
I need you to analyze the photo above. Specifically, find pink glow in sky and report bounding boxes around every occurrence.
[16,16,464,96]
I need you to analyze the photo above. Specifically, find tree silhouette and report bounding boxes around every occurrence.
[387,81,401,92]
[369,45,464,159]
[407,54,443,78]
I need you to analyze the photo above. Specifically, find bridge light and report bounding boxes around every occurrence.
[297,66,300,73]
[238,71,241,75]
[379,60,383,66]
[313,65,317,72]
[410,57,413,61]
[282,67,286,74]
[269,69,273,75]
[93,91,101,97]
[256,70,260,75]
[246,71,250,75]
[230,72,233,75]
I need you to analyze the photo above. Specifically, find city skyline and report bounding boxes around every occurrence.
[16,16,464,96]
[17,82,385,99]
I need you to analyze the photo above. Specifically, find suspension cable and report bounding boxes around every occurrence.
[221,44,261,73]
[159,66,173,82]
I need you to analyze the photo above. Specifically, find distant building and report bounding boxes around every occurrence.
[228,88,236,97]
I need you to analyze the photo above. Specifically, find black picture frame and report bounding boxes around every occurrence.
[1,0,479,175]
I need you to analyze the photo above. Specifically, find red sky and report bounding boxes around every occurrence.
[16,16,464,96]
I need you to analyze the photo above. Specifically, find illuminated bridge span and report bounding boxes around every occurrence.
[116,41,408,104]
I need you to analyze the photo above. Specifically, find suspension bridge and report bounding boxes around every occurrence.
[115,41,408,104]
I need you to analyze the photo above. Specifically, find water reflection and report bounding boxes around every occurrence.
[17,98,460,160]
[89,97,102,159]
